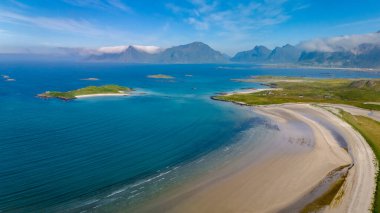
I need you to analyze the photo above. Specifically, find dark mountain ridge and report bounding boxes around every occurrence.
[89,42,228,64]
[4,34,380,67]
[230,45,271,63]
[232,44,303,64]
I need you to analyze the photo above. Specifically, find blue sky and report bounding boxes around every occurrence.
[1,0,380,54]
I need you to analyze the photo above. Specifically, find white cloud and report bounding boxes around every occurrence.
[97,45,129,54]
[298,32,380,52]
[62,0,106,8]
[131,45,164,54]
[186,17,209,30]
[0,8,166,50]
[0,44,164,55]
[167,0,291,34]
[8,0,31,9]
[166,3,183,14]
[63,0,132,12]
[107,0,132,12]
[0,10,103,35]
[334,18,380,29]
[189,0,218,13]
[97,45,164,54]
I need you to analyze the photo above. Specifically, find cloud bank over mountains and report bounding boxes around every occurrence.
[4,31,380,55]
[89,31,380,67]
[298,31,380,53]
[97,45,163,54]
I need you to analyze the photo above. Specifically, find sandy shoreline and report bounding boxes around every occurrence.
[217,65,380,72]
[131,103,375,212]
[320,103,380,122]
[313,104,377,212]
[75,93,130,98]
[221,88,281,96]
[261,64,380,72]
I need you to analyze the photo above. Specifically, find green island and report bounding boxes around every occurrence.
[38,85,132,100]
[214,76,380,110]
[213,76,380,212]
[147,74,174,79]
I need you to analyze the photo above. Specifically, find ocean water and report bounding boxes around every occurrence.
[0,63,379,212]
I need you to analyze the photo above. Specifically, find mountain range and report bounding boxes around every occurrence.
[298,43,380,68]
[88,43,310,65]
[89,40,380,68]
[89,42,228,64]
[230,45,271,63]
[2,32,380,68]
[230,44,302,64]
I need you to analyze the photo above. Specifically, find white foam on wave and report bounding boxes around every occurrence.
[130,170,173,188]
[104,167,178,203]
[127,192,142,200]
[106,188,128,198]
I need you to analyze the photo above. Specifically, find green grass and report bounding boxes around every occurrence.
[147,74,174,79]
[213,76,380,211]
[215,77,380,111]
[301,174,347,213]
[340,111,380,212]
[38,85,132,100]
[235,75,313,81]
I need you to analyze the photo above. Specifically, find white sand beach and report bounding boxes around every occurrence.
[321,103,380,122]
[75,93,129,98]
[133,104,376,213]
[223,88,282,96]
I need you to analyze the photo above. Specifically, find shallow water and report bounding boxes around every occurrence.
[0,63,379,212]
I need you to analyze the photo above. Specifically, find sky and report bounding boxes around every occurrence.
[1,0,380,55]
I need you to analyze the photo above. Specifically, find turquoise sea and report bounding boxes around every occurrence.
[1,63,379,212]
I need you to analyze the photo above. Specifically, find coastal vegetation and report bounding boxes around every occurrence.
[38,85,132,100]
[213,76,380,212]
[214,76,380,110]
[147,74,174,79]
[340,111,380,212]
[301,170,348,213]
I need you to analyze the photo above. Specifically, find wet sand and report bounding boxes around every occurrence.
[131,104,375,213]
